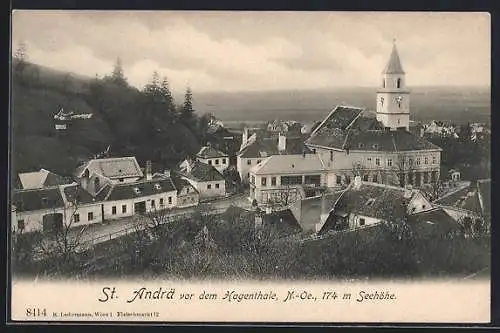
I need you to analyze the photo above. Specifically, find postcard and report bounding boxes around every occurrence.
[9,10,491,324]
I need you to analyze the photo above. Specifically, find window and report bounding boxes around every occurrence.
[257,160,262,164]
[372,174,378,183]
[119,178,124,182]
[168,197,172,204]
[18,219,25,230]
[222,159,226,164]
[330,151,333,161]
[382,79,385,88]
[416,157,421,165]
[215,183,220,189]
[160,198,164,206]
[422,205,427,210]
[112,206,117,215]
[336,176,342,185]
[345,176,351,184]
[271,177,277,186]
[387,159,393,167]
[251,176,255,184]
[208,160,212,165]
[424,157,428,164]
[375,158,380,166]
[247,160,252,165]
[359,218,366,226]
[367,157,372,164]
[261,177,267,186]
[312,149,316,153]
[397,78,401,89]
[215,159,219,165]
[122,205,127,213]
[151,200,155,208]
[432,155,437,164]
[363,175,369,181]
[207,184,212,189]
[304,175,321,185]
[281,175,302,185]
[88,212,94,221]
[74,214,80,223]
[94,177,100,188]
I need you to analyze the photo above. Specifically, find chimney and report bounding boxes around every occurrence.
[353,175,362,189]
[278,133,286,151]
[145,160,152,180]
[163,169,171,178]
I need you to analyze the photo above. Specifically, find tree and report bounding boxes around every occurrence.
[180,87,196,129]
[108,57,128,87]
[13,41,28,83]
[392,153,415,188]
[35,189,89,275]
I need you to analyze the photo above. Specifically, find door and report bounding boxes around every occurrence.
[134,201,146,214]
[42,213,63,233]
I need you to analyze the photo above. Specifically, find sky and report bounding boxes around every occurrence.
[12,11,490,93]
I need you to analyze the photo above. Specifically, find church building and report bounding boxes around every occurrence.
[305,41,442,188]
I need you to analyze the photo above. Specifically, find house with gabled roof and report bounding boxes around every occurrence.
[176,159,226,199]
[316,177,434,234]
[196,143,229,174]
[74,156,143,185]
[170,172,199,208]
[237,130,312,184]
[305,42,442,189]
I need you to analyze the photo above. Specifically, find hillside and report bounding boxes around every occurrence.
[10,61,202,179]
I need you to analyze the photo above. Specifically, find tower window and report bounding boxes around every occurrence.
[382,79,385,88]
[397,78,401,89]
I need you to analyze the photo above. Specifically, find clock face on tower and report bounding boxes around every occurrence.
[396,95,403,108]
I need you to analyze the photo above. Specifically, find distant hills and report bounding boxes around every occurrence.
[10,61,491,179]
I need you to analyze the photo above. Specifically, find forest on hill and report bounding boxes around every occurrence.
[11,50,217,179]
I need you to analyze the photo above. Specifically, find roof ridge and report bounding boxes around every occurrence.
[344,107,366,130]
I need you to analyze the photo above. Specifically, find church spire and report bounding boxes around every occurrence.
[383,40,405,74]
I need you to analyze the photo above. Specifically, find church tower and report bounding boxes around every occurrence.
[376,40,410,130]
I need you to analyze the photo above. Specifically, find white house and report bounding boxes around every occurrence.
[196,144,229,174]
[237,131,310,184]
[176,159,226,200]
[248,153,327,206]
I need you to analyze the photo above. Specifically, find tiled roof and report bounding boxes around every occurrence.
[383,43,405,74]
[170,173,199,194]
[62,184,99,205]
[18,169,69,190]
[196,145,228,159]
[408,207,460,237]
[250,153,325,175]
[74,157,143,179]
[239,136,310,159]
[307,105,440,152]
[12,186,66,212]
[105,176,177,201]
[177,160,225,182]
[435,184,483,215]
[336,182,409,221]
